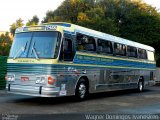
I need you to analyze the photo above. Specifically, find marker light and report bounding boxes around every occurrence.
[5,74,8,81]
[48,76,56,85]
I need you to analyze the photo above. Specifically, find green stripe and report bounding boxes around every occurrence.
[57,62,156,71]
[76,52,156,64]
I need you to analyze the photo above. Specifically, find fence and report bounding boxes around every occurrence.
[0,56,7,89]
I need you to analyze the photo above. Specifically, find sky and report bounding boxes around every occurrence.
[0,0,64,31]
[0,0,160,31]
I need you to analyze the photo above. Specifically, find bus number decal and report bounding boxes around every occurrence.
[45,25,57,30]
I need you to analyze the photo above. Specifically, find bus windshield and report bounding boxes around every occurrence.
[9,31,61,59]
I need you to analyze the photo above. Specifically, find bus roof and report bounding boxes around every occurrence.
[43,22,154,52]
[24,22,154,52]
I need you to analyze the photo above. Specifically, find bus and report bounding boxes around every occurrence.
[6,22,156,100]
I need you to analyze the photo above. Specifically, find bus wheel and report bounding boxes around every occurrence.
[138,80,144,92]
[75,79,88,101]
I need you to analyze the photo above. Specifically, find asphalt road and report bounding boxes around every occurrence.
[0,86,160,120]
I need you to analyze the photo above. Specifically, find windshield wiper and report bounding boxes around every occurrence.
[31,42,39,60]
[13,41,28,59]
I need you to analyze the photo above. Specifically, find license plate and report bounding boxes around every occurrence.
[21,77,29,81]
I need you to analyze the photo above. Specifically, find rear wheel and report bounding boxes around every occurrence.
[75,79,88,100]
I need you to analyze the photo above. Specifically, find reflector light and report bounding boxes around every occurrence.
[48,76,56,85]
[5,74,8,81]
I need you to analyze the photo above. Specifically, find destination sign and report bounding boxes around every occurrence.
[16,25,58,33]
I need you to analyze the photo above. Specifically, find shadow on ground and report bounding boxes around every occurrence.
[12,88,152,105]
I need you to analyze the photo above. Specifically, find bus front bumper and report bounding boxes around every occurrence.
[6,84,62,97]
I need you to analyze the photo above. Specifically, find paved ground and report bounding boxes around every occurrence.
[0,86,160,120]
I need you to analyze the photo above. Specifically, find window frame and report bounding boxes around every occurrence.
[59,33,75,61]
[9,31,62,59]
[127,46,137,58]
[97,39,113,55]
[114,43,126,56]
[138,48,147,59]
[76,33,96,52]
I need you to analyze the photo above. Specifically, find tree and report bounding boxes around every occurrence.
[42,11,55,23]
[77,7,119,35]
[0,32,12,56]
[42,0,94,23]
[26,15,39,26]
[10,18,24,36]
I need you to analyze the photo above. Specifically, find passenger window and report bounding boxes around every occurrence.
[127,46,137,58]
[59,38,73,61]
[77,34,96,52]
[114,43,126,56]
[138,49,147,59]
[97,39,113,54]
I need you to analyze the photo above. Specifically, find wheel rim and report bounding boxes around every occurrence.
[78,83,86,99]
[139,82,143,91]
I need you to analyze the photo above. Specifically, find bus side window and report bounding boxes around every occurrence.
[59,38,73,61]
[77,34,85,51]
[138,48,147,59]
[114,43,126,56]
[97,39,113,54]
[127,46,137,58]
[76,33,96,52]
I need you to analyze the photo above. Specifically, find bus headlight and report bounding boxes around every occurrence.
[7,74,15,82]
[35,76,45,84]
[35,75,56,85]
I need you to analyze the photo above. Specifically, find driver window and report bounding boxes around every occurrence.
[59,38,73,61]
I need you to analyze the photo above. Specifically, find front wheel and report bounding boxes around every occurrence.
[75,79,88,101]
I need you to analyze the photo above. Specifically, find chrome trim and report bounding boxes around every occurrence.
[7,84,61,97]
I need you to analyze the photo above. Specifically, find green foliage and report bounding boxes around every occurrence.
[10,18,24,36]
[42,11,55,23]
[26,15,39,26]
[77,7,120,35]
[0,56,7,89]
[42,0,95,23]
[0,32,12,56]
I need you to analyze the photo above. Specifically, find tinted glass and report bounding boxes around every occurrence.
[9,32,61,59]
[77,34,96,52]
[127,46,137,57]
[114,43,126,56]
[28,32,60,58]
[9,33,32,58]
[97,39,112,54]
[138,49,147,59]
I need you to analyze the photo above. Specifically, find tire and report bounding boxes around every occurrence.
[138,80,144,92]
[75,79,88,101]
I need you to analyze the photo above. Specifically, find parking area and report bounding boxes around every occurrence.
[0,86,160,120]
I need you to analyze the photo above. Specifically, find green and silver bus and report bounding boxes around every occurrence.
[6,22,156,100]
